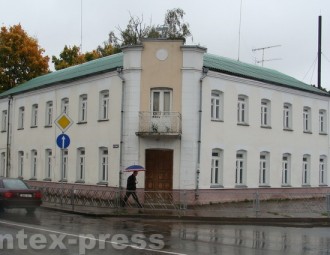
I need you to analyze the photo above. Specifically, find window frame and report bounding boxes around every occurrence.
[282,153,291,186]
[45,149,52,180]
[319,155,327,186]
[211,90,223,121]
[319,109,327,134]
[283,103,292,130]
[303,106,312,133]
[259,151,270,186]
[18,151,24,177]
[30,149,37,180]
[235,150,247,186]
[77,147,86,182]
[99,90,109,121]
[79,94,88,123]
[18,106,25,130]
[210,149,223,187]
[237,95,248,125]
[1,110,7,132]
[99,147,108,183]
[31,104,38,127]
[260,99,271,128]
[45,101,53,127]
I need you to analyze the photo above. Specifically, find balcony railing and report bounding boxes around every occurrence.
[136,111,182,137]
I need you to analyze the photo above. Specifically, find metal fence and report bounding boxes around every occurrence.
[34,186,330,218]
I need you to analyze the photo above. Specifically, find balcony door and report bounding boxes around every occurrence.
[151,89,172,132]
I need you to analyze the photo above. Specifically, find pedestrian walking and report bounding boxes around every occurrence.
[122,171,142,208]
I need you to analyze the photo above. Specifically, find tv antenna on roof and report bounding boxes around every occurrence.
[252,45,281,66]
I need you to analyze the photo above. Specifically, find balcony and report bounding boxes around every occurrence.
[136,111,182,137]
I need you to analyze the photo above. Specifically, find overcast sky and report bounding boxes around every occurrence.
[1,0,330,89]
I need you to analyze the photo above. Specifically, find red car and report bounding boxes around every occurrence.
[0,178,42,213]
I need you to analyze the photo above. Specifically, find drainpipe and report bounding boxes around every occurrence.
[117,67,125,189]
[196,67,208,199]
[6,95,12,177]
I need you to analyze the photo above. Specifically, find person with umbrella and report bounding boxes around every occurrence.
[122,170,143,208]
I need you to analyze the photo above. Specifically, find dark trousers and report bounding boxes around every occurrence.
[122,191,142,208]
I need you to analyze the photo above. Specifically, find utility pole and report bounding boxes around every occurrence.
[317,15,322,89]
[252,45,281,67]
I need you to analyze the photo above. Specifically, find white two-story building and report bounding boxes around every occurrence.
[0,39,329,201]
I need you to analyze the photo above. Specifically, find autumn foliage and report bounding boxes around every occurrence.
[0,24,49,92]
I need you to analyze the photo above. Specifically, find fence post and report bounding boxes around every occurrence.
[71,187,75,211]
[254,191,260,217]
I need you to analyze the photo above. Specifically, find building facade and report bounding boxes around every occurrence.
[0,39,329,200]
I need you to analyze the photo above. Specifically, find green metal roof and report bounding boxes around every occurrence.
[0,52,123,98]
[204,53,329,96]
[0,50,328,98]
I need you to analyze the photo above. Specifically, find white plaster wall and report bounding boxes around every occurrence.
[199,72,330,189]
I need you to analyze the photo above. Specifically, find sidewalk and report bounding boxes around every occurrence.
[41,201,330,227]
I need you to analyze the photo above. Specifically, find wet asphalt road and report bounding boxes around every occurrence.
[0,208,330,255]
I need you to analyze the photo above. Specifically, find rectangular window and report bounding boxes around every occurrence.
[18,107,25,129]
[62,150,68,180]
[259,153,269,185]
[31,150,37,179]
[61,98,69,114]
[99,91,109,120]
[283,103,292,130]
[261,100,271,127]
[0,152,6,177]
[18,151,24,177]
[45,149,52,179]
[79,95,88,122]
[237,96,248,124]
[100,148,108,182]
[282,155,290,186]
[45,101,53,126]
[1,110,7,132]
[303,107,311,133]
[77,148,85,181]
[302,155,310,186]
[320,156,327,185]
[211,91,223,121]
[319,110,327,134]
[235,151,245,185]
[31,104,38,127]
[151,89,172,114]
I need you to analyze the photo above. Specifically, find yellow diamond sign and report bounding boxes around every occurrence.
[55,113,73,132]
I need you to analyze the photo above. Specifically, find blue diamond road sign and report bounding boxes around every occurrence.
[56,134,70,149]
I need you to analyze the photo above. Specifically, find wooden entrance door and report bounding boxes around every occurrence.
[145,149,173,191]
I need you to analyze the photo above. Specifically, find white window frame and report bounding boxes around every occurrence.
[151,89,172,114]
[237,95,248,125]
[31,104,38,127]
[211,149,223,187]
[18,106,24,129]
[303,106,312,133]
[79,94,88,122]
[62,149,68,180]
[283,103,292,130]
[45,101,53,126]
[31,150,37,179]
[319,109,327,134]
[99,90,109,120]
[235,150,246,186]
[0,152,6,177]
[259,152,270,186]
[319,155,327,185]
[302,154,311,186]
[45,149,52,180]
[1,110,7,132]
[77,148,85,182]
[99,147,108,182]
[261,99,271,127]
[282,153,291,186]
[18,151,24,177]
[61,97,69,114]
[211,90,223,121]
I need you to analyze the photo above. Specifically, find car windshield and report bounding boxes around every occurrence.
[3,179,29,189]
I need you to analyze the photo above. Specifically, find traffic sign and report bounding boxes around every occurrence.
[56,134,70,149]
[55,113,73,133]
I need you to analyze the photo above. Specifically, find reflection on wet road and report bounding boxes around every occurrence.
[0,208,329,254]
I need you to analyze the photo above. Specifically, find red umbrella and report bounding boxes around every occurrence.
[124,165,146,172]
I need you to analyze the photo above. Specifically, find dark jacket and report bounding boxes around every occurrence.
[126,174,137,190]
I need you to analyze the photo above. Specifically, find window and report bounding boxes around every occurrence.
[261,99,271,127]
[151,89,172,114]
[283,103,292,130]
[45,101,53,126]
[282,153,291,186]
[31,150,37,179]
[302,155,311,186]
[45,149,52,180]
[99,147,108,182]
[79,94,88,122]
[77,148,85,182]
[259,152,270,186]
[18,106,25,129]
[237,95,248,125]
[211,149,223,187]
[18,151,24,177]
[1,110,7,132]
[303,106,312,133]
[211,90,223,121]
[99,90,109,120]
[235,150,246,186]
[61,149,68,180]
[0,152,5,177]
[31,104,38,127]
[319,155,327,185]
[319,110,327,134]
[61,98,69,114]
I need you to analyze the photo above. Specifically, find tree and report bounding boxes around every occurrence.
[52,45,85,70]
[0,24,49,92]
[163,8,191,41]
